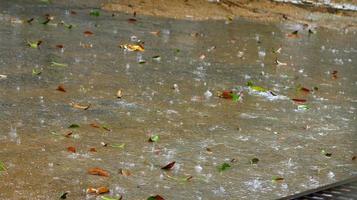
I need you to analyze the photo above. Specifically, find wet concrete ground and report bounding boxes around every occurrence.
[0,0,356,199]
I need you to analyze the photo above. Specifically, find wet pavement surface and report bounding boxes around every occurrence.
[0,1,356,199]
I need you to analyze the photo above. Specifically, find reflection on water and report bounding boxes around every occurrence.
[0,0,356,199]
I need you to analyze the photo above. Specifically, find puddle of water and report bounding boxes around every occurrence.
[0,0,356,199]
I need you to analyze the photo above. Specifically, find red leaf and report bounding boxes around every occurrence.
[56,85,66,92]
[161,161,175,170]
[67,146,76,153]
[149,195,165,200]
[84,31,93,36]
[292,98,306,103]
[220,90,233,99]
[88,167,109,177]
[56,44,64,49]
[300,87,310,93]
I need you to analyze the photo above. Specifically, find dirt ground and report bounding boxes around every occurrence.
[102,0,357,30]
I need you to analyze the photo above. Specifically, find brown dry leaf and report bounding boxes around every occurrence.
[86,187,97,194]
[86,186,109,195]
[88,167,109,177]
[90,123,100,128]
[67,146,76,153]
[56,44,64,49]
[89,147,97,152]
[56,85,66,92]
[71,103,90,110]
[96,186,109,194]
[84,31,93,36]
[119,44,144,52]
[119,168,132,176]
[64,131,73,138]
[116,90,122,98]
[150,31,161,36]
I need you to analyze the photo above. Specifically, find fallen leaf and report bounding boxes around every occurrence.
[67,146,76,153]
[0,161,6,172]
[127,18,137,23]
[161,161,175,170]
[101,196,122,200]
[321,149,332,157]
[150,31,160,36]
[116,90,122,98]
[218,90,233,99]
[119,168,132,176]
[147,195,165,200]
[152,55,161,61]
[292,98,307,103]
[56,85,66,92]
[84,31,93,36]
[148,135,159,142]
[27,40,42,48]
[217,163,231,172]
[88,167,110,177]
[250,158,259,164]
[272,176,284,182]
[0,74,7,80]
[60,192,68,199]
[50,61,68,67]
[352,156,356,161]
[70,11,77,15]
[87,186,109,194]
[90,10,100,16]
[332,70,338,79]
[89,148,97,152]
[297,105,310,111]
[102,125,112,132]
[64,131,73,138]
[68,124,80,128]
[71,103,90,110]
[26,18,34,23]
[90,123,100,128]
[300,87,311,93]
[119,44,144,52]
[287,30,299,38]
[32,69,42,76]
[56,44,64,49]
[110,143,125,149]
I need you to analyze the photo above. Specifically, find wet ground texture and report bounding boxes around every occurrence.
[0,0,356,199]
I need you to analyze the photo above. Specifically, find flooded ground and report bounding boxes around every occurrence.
[0,0,356,199]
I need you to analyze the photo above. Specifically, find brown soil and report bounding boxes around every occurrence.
[102,0,357,30]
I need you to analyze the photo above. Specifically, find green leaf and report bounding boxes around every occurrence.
[27,41,40,48]
[149,135,159,142]
[90,10,100,17]
[32,69,42,76]
[101,196,120,200]
[50,61,68,67]
[217,162,231,172]
[272,176,284,182]
[246,81,267,92]
[0,161,6,172]
[231,93,240,103]
[110,143,125,149]
[297,105,309,111]
[250,157,259,164]
[68,124,80,128]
